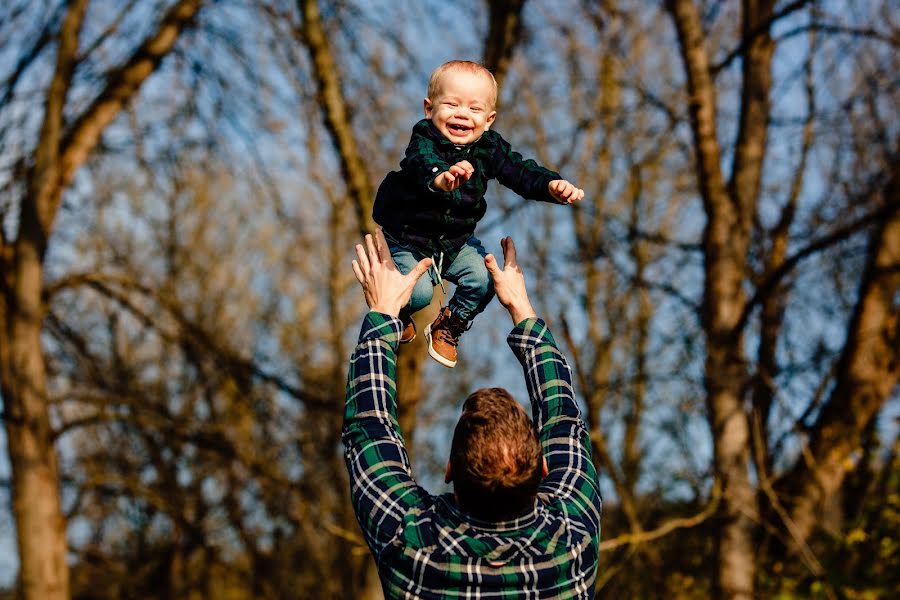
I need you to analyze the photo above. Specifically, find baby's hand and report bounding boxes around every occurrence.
[433,160,475,192]
[549,180,584,204]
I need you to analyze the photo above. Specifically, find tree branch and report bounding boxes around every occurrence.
[598,481,721,551]
[734,190,900,337]
[59,0,205,188]
[46,272,333,410]
[712,0,811,74]
[297,0,374,237]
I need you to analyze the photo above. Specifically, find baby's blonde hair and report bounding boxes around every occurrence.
[427,60,498,109]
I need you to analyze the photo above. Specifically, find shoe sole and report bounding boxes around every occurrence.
[400,321,416,344]
[423,323,457,368]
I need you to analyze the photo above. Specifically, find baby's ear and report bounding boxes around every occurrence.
[485,110,497,129]
[423,97,433,118]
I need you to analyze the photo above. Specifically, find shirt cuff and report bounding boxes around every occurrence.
[357,311,403,349]
[506,317,557,359]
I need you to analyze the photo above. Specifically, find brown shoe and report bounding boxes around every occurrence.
[400,318,416,344]
[424,307,468,368]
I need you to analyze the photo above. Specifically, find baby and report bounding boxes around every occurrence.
[373,60,583,368]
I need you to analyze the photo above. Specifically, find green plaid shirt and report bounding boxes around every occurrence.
[343,312,602,599]
[373,119,562,259]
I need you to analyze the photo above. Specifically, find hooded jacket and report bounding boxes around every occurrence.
[374,119,562,257]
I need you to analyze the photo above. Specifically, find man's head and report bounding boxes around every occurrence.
[424,60,498,145]
[446,387,545,521]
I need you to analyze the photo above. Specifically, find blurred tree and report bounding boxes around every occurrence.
[0,2,896,599]
[0,2,204,598]
[663,0,899,597]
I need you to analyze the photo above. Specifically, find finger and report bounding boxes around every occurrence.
[503,237,518,268]
[374,228,391,265]
[484,253,500,275]
[407,257,433,280]
[355,243,370,273]
[352,259,365,285]
[364,234,379,266]
[458,160,474,173]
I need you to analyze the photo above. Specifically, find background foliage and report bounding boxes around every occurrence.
[0,1,897,598]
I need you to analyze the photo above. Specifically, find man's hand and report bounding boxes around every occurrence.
[549,179,584,204]
[484,237,537,326]
[432,160,475,192]
[352,228,432,317]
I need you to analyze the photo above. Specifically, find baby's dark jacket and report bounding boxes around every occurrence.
[374,119,562,258]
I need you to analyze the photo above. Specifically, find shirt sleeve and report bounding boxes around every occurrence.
[399,121,451,196]
[488,132,562,204]
[342,311,431,556]
[507,318,602,532]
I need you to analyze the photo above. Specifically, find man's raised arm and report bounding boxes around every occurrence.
[342,230,432,554]
[484,238,602,530]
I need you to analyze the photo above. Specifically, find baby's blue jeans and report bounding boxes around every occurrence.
[385,234,495,325]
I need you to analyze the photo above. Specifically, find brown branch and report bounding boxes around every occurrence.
[712,0,811,74]
[47,272,333,410]
[27,0,88,241]
[773,22,900,49]
[782,179,900,549]
[297,0,374,237]
[482,0,527,94]
[750,25,816,474]
[598,481,722,551]
[734,192,900,337]
[665,0,730,221]
[59,0,205,189]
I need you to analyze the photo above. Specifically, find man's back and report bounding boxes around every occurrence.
[376,491,597,598]
[345,232,601,599]
[344,314,601,599]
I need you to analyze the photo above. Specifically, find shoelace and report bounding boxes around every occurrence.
[431,252,446,293]
[436,312,467,346]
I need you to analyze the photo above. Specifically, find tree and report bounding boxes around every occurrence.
[2,2,895,598]
[0,2,204,598]
[663,0,899,596]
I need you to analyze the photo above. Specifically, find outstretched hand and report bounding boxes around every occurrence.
[352,228,432,318]
[484,237,537,326]
[548,179,584,204]
[433,160,475,192]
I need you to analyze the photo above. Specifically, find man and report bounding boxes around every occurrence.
[345,228,602,598]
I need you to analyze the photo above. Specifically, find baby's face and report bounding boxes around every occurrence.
[424,70,497,145]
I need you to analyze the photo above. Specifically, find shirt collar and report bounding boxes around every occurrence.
[439,495,541,532]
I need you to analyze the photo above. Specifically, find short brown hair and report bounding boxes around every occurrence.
[427,60,498,109]
[449,388,543,521]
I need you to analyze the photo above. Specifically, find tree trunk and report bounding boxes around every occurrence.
[2,253,69,600]
[483,0,527,94]
[298,0,375,237]
[783,173,900,549]
[0,3,204,598]
[666,0,776,596]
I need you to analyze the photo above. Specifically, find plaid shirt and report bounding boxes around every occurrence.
[343,312,602,599]
[373,119,562,260]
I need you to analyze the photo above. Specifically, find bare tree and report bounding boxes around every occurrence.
[0,2,204,598]
[663,0,899,596]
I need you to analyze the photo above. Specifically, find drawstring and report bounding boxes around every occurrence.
[431,251,445,293]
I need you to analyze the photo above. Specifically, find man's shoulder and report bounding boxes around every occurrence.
[538,491,601,537]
